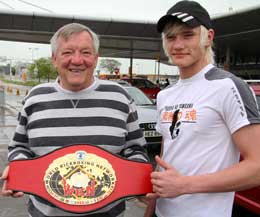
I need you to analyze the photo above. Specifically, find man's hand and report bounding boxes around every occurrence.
[148,156,186,198]
[0,166,24,197]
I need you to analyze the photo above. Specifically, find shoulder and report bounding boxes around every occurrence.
[96,79,123,88]
[205,67,245,86]
[205,67,250,93]
[95,79,132,101]
[25,82,57,100]
[206,67,260,120]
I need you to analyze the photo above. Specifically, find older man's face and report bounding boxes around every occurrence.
[52,31,98,91]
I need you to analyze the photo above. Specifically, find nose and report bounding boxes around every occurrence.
[172,36,184,50]
[71,52,84,65]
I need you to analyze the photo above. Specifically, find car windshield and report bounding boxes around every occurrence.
[130,79,157,88]
[144,79,157,88]
[125,87,154,106]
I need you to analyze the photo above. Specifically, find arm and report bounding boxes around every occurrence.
[8,103,35,161]
[1,100,34,197]
[187,124,260,193]
[120,100,149,162]
[148,124,260,198]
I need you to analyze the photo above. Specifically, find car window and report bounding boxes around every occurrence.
[132,79,145,88]
[144,80,157,88]
[126,87,154,106]
[132,79,157,89]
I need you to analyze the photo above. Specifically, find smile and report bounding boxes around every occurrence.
[69,68,85,73]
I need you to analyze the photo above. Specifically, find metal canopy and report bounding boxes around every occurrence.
[213,5,260,62]
[0,10,164,60]
[0,6,260,63]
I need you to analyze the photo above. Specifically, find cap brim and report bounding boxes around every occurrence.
[157,14,201,33]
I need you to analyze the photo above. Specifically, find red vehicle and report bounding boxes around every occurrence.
[233,83,260,216]
[250,84,260,110]
[121,77,161,100]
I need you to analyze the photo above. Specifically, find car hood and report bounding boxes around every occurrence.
[136,105,157,123]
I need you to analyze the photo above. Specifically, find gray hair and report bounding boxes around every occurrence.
[162,22,215,64]
[50,23,100,55]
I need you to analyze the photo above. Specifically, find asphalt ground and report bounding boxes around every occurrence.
[0,83,147,217]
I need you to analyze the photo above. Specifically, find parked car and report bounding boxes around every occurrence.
[233,81,260,216]
[113,81,161,154]
[121,77,161,100]
[250,84,260,111]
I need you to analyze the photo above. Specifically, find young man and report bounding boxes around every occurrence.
[1,23,148,217]
[146,1,260,217]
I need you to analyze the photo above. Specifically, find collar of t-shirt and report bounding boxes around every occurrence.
[55,76,98,96]
[178,64,214,84]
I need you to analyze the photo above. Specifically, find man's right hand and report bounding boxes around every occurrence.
[0,166,24,197]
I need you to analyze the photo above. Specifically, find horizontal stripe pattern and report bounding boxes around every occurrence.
[30,145,124,157]
[27,107,127,123]
[28,135,126,148]
[25,99,129,116]
[27,117,127,129]
[8,79,147,216]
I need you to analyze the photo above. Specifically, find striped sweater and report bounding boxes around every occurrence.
[8,78,148,217]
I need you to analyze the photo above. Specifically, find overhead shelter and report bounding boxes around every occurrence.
[0,10,165,61]
[213,5,260,70]
[0,5,260,78]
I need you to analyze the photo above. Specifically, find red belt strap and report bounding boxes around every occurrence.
[7,144,153,213]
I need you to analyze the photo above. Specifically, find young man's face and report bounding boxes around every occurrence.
[164,25,207,72]
[52,31,98,91]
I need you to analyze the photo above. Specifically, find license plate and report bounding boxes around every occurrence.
[144,130,161,137]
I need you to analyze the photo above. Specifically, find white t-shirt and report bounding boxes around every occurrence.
[155,64,260,217]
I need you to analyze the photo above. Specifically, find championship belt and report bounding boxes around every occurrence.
[7,144,153,213]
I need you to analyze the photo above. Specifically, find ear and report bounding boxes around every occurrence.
[51,53,58,69]
[207,29,215,46]
[94,53,99,68]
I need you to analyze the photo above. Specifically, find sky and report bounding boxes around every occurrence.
[0,0,260,75]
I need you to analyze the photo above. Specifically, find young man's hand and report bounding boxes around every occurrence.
[148,156,186,198]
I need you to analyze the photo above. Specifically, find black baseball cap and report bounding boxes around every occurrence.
[157,0,212,33]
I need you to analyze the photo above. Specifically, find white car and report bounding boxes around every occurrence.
[123,85,161,154]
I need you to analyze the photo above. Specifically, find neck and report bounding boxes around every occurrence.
[58,77,95,92]
[179,58,209,79]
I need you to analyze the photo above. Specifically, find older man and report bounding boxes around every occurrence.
[1,23,148,217]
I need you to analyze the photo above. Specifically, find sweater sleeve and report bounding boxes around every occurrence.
[120,99,149,162]
[8,100,35,161]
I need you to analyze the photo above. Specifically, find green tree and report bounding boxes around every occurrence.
[11,67,16,76]
[99,59,121,74]
[28,57,57,82]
